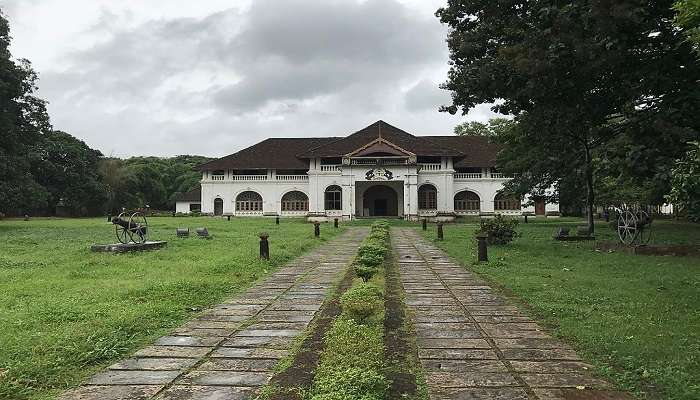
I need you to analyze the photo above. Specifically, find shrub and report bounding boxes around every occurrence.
[340,283,383,322]
[475,214,520,245]
[354,263,378,282]
[357,243,386,268]
[310,366,386,400]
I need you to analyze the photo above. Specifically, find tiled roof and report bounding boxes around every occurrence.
[197,121,501,170]
[174,186,201,202]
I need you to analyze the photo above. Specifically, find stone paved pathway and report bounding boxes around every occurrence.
[393,228,632,400]
[60,228,367,400]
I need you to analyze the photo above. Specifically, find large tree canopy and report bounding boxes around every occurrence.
[438,0,700,230]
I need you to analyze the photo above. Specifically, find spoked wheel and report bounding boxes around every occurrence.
[127,212,149,243]
[635,211,652,246]
[115,212,130,244]
[617,210,638,245]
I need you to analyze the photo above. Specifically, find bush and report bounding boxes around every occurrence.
[354,263,378,282]
[310,366,386,400]
[475,214,520,245]
[341,283,383,322]
[357,243,386,268]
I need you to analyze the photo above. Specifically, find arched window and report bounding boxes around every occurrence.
[494,192,521,211]
[281,191,309,212]
[236,191,263,211]
[455,191,480,211]
[418,184,437,210]
[324,185,342,210]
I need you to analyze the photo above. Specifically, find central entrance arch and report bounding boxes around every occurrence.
[362,185,399,217]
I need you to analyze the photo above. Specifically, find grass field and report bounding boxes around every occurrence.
[421,217,699,400]
[0,216,343,400]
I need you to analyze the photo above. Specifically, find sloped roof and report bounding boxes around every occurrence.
[197,137,339,170]
[197,121,501,170]
[299,120,459,157]
[174,186,201,202]
[428,136,503,168]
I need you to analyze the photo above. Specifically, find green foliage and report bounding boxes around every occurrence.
[340,283,383,323]
[310,315,386,400]
[357,243,386,268]
[667,141,700,221]
[354,221,390,281]
[674,0,700,53]
[354,263,378,283]
[438,0,700,230]
[475,215,520,245]
[454,118,516,139]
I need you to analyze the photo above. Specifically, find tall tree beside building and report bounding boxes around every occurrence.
[438,0,700,232]
[0,11,51,215]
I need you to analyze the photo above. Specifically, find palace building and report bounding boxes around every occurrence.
[175,121,559,220]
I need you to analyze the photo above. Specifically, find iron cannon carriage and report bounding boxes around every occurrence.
[611,207,652,246]
[112,211,149,244]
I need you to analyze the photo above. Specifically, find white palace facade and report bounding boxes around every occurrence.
[175,121,559,220]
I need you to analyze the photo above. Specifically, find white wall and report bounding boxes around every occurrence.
[175,201,200,214]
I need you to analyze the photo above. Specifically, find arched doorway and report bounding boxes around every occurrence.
[213,198,223,216]
[363,185,398,216]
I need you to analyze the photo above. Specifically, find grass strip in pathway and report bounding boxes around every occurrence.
[57,228,367,400]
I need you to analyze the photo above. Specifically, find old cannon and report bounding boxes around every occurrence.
[613,207,652,246]
[112,211,149,244]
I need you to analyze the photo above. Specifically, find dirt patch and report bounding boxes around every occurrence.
[384,251,418,399]
[267,264,356,400]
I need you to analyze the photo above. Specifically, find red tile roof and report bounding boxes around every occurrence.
[173,186,201,202]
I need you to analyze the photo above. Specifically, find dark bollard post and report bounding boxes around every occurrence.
[524,214,528,224]
[477,232,488,262]
[437,222,444,240]
[275,216,280,225]
[314,222,320,237]
[422,218,427,231]
[227,215,230,221]
[172,211,176,217]
[107,214,112,222]
[334,218,339,228]
[259,233,270,260]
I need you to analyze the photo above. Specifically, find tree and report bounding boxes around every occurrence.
[31,131,106,215]
[454,118,516,138]
[667,141,700,221]
[437,1,700,233]
[0,11,51,215]
[675,0,700,52]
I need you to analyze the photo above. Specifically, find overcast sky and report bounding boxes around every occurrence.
[2,0,498,157]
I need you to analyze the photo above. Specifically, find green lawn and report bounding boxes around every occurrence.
[0,217,343,400]
[421,218,699,400]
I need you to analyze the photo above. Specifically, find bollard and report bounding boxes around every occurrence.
[107,214,112,222]
[477,232,488,262]
[172,211,176,217]
[422,218,427,231]
[437,223,444,240]
[276,216,280,225]
[259,232,270,260]
[314,222,320,237]
[334,218,339,228]
[524,214,528,224]
[227,215,231,221]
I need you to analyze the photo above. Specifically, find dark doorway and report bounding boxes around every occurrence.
[214,198,224,216]
[363,185,398,216]
[535,200,546,216]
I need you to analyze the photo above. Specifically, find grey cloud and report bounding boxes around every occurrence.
[404,79,450,111]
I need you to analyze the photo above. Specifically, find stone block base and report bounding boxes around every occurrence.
[91,241,167,253]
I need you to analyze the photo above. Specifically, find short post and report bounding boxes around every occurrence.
[107,214,112,222]
[524,214,528,223]
[172,211,176,217]
[477,232,488,262]
[314,222,320,237]
[259,233,270,260]
[437,222,444,240]
[227,215,231,221]
[334,218,339,228]
[275,216,280,225]
[422,218,427,231]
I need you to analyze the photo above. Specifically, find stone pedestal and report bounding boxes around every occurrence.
[91,241,167,253]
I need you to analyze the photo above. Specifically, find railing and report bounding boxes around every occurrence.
[350,158,409,166]
[320,165,342,172]
[276,175,308,182]
[418,163,442,171]
[491,173,506,178]
[211,175,225,181]
[454,173,482,179]
[232,175,268,181]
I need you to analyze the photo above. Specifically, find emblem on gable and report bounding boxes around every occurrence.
[366,168,393,181]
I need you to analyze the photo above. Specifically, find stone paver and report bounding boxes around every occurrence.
[393,228,632,400]
[60,228,366,400]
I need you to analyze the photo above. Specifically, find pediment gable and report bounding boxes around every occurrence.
[346,137,415,157]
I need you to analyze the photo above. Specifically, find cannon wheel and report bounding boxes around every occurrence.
[128,212,148,244]
[635,210,652,246]
[617,210,638,245]
[115,212,130,244]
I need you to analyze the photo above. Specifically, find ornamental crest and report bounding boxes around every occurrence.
[365,168,393,181]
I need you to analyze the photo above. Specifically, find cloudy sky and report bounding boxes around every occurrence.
[3,0,498,157]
